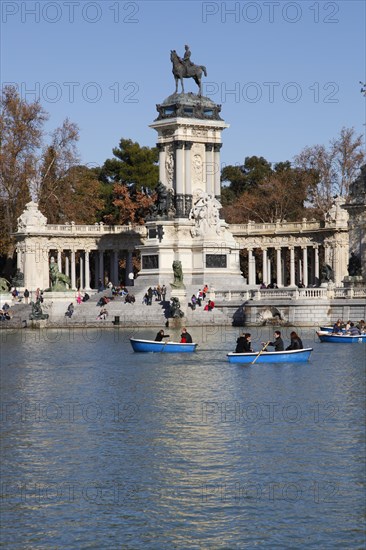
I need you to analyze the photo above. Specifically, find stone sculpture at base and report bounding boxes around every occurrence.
[29,299,49,320]
[49,257,71,291]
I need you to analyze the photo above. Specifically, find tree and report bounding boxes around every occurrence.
[222,164,313,223]
[221,156,273,198]
[104,183,155,225]
[294,127,365,215]
[101,138,159,190]
[0,86,47,269]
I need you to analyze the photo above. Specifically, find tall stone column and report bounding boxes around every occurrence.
[175,141,184,217]
[57,250,62,272]
[314,246,319,284]
[16,247,22,270]
[157,143,166,185]
[276,247,282,287]
[126,250,133,286]
[213,144,222,199]
[99,250,104,282]
[248,249,256,285]
[205,144,214,195]
[84,250,91,290]
[302,246,308,287]
[65,254,70,278]
[94,252,98,288]
[267,257,271,285]
[289,247,295,286]
[79,255,84,289]
[262,248,267,285]
[113,249,119,285]
[71,250,76,290]
[184,141,192,216]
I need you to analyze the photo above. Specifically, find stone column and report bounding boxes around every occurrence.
[175,141,184,217]
[184,141,193,217]
[262,248,267,285]
[267,257,271,285]
[109,252,114,284]
[57,250,62,272]
[113,249,119,285]
[314,246,319,284]
[205,143,214,195]
[94,252,98,289]
[99,250,104,282]
[213,144,222,199]
[126,250,133,286]
[84,250,91,290]
[302,246,308,287]
[248,249,256,285]
[16,247,22,270]
[79,255,84,289]
[157,143,166,186]
[65,254,70,278]
[290,247,295,286]
[71,250,76,290]
[276,247,282,287]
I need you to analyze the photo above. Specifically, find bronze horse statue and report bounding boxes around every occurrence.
[170,50,207,96]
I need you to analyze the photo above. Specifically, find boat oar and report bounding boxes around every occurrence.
[251,341,270,365]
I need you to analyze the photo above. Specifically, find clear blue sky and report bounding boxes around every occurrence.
[2,0,365,170]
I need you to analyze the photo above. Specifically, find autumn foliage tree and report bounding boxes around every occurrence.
[104,183,155,225]
[0,86,47,269]
[0,86,104,274]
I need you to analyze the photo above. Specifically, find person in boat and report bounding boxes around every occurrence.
[332,319,343,334]
[235,333,253,353]
[264,330,284,352]
[155,329,170,342]
[356,319,365,332]
[180,328,192,343]
[286,331,303,350]
[347,322,361,336]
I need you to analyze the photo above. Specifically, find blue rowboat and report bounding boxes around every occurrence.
[319,326,346,333]
[130,338,197,353]
[316,331,366,343]
[227,348,313,364]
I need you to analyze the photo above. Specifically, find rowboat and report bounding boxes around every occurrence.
[130,338,197,353]
[316,331,366,343]
[319,326,346,333]
[227,348,313,364]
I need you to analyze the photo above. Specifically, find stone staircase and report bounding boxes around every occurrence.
[0,286,234,329]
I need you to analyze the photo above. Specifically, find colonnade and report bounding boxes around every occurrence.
[50,248,134,290]
[246,244,323,287]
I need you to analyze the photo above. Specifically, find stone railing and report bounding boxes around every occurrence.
[229,219,324,236]
[44,223,147,235]
[213,286,366,302]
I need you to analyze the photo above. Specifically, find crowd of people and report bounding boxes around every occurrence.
[332,318,365,335]
[190,285,214,311]
[143,285,167,305]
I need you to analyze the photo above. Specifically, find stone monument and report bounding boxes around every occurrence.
[342,165,366,284]
[136,46,243,289]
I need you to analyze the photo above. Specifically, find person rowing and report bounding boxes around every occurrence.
[154,329,170,342]
[262,330,284,352]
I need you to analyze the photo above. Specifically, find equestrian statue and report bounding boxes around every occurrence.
[170,45,207,96]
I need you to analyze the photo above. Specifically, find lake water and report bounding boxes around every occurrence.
[1,326,365,549]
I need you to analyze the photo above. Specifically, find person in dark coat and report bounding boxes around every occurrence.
[235,333,253,353]
[180,328,192,343]
[155,329,170,342]
[265,330,284,352]
[286,331,303,350]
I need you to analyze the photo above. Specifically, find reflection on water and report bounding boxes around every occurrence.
[1,327,365,549]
